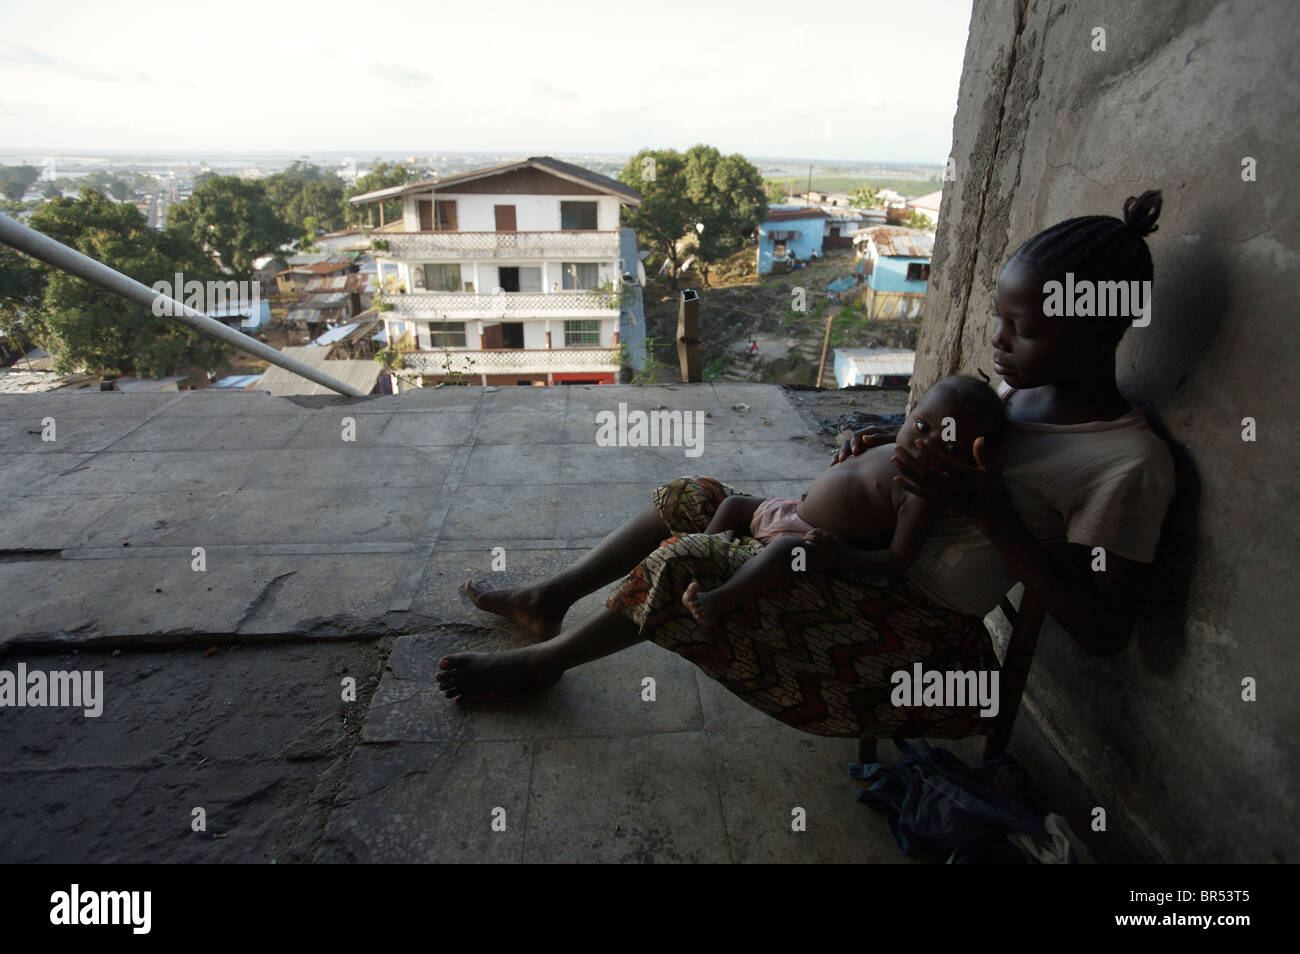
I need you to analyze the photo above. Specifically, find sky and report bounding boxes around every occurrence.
[0,0,974,163]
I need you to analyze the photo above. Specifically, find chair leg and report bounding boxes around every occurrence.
[856,737,878,763]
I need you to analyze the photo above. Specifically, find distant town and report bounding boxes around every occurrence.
[0,148,946,397]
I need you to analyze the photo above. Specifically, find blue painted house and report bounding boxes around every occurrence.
[756,207,830,274]
[852,226,934,319]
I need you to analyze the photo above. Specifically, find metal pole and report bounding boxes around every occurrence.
[0,213,366,398]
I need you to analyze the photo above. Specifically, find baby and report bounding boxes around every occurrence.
[682,374,1006,627]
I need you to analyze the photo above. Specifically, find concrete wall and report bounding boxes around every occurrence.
[912,0,1299,863]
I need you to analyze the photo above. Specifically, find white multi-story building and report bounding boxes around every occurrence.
[350,156,643,387]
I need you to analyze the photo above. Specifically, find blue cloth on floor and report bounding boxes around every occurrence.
[849,739,1050,858]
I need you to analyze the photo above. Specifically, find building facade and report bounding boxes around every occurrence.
[851,226,934,320]
[352,157,642,387]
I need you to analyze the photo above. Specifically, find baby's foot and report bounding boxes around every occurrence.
[682,581,725,628]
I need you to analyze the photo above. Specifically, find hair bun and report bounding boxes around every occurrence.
[1122,191,1162,237]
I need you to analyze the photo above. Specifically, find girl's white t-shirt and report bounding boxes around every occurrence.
[902,382,1176,617]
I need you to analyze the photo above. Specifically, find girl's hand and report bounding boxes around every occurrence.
[890,436,1014,531]
[830,425,897,466]
[801,528,845,566]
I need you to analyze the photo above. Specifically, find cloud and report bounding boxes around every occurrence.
[529,77,578,102]
[371,62,437,85]
[4,45,155,84]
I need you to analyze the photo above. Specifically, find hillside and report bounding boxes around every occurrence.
[637,246,918,388]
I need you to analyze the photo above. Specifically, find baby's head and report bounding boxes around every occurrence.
[905,374,1006,464]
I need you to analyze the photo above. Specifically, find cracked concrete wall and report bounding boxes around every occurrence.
[913,0,1299,862]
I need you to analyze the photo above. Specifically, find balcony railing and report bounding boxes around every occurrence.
[388,291,618,318]
[383,230,621,259]
[405,348,621,374]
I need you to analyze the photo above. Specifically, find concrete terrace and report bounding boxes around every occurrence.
[0,383,1093,863]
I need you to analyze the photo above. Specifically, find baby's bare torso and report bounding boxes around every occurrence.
[795,444,904,547]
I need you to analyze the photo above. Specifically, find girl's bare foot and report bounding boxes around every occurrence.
[464,579,566,640]
[682,581,726,628]
[435,648,561,705]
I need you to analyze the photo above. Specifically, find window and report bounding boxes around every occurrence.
[560,201,598,230]
[428,321,466,348]
[434,200,458,231]
[906,262,931,282]
[423,263,462,292]
[561,262,600,290]
[564,320,601,346]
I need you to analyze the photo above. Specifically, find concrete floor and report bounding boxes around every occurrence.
[0,383,1114,863]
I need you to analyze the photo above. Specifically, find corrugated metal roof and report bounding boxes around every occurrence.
[257,346,382,397]
[310,322,360,347]
[765,207,833,222]
[211,374,264,389]
[836,348,916,377]
[304,274,369,293]
[278,261,354,277]
[860,227,934,258]
[908,190,943,213]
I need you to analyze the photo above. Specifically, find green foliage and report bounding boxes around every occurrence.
[849,183,878,209]
[905,209,935,230]
[685,145,768,287]
[619,145,766,289]
[41,182,62,200]
[264,162,348,233]
[702,355,726,382]
[164,175,296,276]
[1,191,231,377]
[80,170,133,201]
[0,165,40,201]
[345,159,430,226]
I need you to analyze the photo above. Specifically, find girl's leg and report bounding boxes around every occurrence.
[465,507,670,639]
[436,608,643,704]
[704,494,766,535]
[683,535,804,627]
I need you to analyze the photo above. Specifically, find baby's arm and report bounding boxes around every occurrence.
[833,492,939,576]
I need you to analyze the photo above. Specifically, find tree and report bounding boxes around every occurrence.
[850,183,878,209]
[1,191,230,377]
[0,165,40,201]
[681,145,767,288]
[264,162,348,233]
[765,179,787,204]
[82,170,132,201]
[41,182,62,200]
[344,159,430,226]
[618,149,692,289]
[906,209,934,230]
[165,175,296,276]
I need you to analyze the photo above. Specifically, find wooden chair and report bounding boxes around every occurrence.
[855,586,1047,765]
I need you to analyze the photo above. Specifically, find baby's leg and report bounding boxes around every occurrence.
[683,534,805,628]
[704,495,766,535]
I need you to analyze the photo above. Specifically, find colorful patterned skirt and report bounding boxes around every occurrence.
[605,476,1000,739]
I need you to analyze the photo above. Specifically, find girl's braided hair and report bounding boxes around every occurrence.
[1007,190,1162,338]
